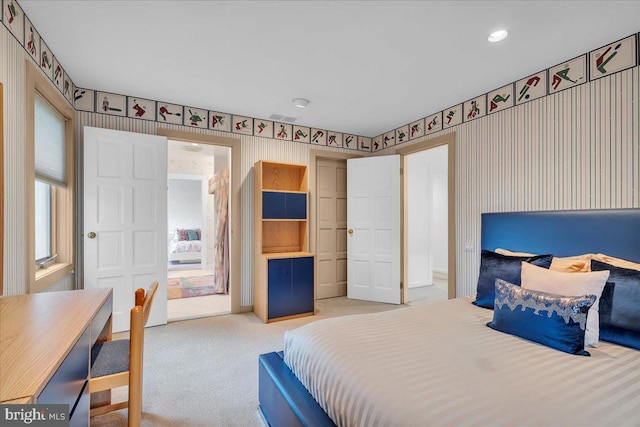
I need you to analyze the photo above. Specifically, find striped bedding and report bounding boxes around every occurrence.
[283,297,640,427]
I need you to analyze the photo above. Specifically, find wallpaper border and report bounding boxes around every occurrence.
[373,32,640,152]
[3,1,639,155]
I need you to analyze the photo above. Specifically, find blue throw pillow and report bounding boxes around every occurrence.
[487,279,596,356]
[474,250,553,309]
[591,260,640,350]
[186,229,199,241]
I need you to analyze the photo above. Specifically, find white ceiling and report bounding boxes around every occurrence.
[19,1,640,137]
[168,139,229,159]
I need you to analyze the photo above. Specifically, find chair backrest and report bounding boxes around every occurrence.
[128,281,158,426]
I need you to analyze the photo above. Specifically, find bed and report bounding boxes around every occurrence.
[258,208,640,427]
[168,228,202,263]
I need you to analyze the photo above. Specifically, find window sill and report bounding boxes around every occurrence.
[33,262,73,293]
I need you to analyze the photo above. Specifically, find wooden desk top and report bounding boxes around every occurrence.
[0,289,112,402]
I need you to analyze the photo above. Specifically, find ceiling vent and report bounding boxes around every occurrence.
[268,114,297,123]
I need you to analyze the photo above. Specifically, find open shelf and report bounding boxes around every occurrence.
[254,160,314,323]
[261,162,308,192]
[262,221,308,254]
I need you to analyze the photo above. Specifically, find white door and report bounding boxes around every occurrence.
[84,126,168,332]
[347,155,401,304]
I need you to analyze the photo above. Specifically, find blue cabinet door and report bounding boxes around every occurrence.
[263,192,306,219]
[291,257,314,315]
[267,257,314,319]
[267,259,292,319]
[263,192,286,219]
[285,193,307,219]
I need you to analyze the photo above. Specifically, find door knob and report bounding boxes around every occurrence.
[348,229,354,235]
[87,232,97,239]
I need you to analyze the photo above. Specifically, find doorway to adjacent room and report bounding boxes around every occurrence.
[405,144,448,304]
[166,139,231,321]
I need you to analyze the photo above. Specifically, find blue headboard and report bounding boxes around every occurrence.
[481,209,640,263]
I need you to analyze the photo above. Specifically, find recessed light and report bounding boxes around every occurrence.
[292,98,310,108]
[191,143,199,146]
[488,30,508,43]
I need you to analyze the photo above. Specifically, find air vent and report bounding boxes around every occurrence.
[268,114,297,123]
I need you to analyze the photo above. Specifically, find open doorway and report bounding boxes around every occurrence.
[166,140,231,321]
[406,145,448,304]
[397,132,456,304]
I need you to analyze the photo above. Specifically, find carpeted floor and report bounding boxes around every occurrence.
[90,296,408,427]
[167,293,231,322]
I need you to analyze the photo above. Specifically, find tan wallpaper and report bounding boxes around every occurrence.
[3,21,639,303]
[2,25,30,295]
[376,66,640,297]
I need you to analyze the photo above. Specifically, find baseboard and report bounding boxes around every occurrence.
[433,269,448,280]
[409,282,430,289]
[239,305,254,313]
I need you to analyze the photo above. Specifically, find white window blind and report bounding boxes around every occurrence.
[35,92,67,186]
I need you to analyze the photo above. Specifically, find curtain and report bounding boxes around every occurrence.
[209,169,230,294]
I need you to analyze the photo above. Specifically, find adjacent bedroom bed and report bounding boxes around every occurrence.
[258,208,640,427]
[168,228,202,263]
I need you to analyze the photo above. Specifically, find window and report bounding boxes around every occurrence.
[27,62,75,292]
[34,180,52,262]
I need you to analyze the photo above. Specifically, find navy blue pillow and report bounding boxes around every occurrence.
[591,260,640,350]
[474,250,553,309]
[487,279,596,356]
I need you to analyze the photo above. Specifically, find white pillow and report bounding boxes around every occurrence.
[520,262,609,348]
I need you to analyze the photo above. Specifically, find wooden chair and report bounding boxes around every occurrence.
[89,281,158,426]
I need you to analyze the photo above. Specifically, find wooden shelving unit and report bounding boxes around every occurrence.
[253,161,314,323]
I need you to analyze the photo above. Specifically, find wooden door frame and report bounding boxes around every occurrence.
[309,149,362,301]
[0,83,3,294]
[395,132,456,303]
[157,129,243,314]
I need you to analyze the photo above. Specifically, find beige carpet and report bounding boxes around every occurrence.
[168,294,231,322]
[168,269,213,279]
[90,296,405,427]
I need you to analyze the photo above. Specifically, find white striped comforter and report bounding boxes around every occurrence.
[283,297,640,427]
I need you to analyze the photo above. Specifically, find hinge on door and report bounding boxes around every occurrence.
[400,281,404,289]
[400,168,403,175]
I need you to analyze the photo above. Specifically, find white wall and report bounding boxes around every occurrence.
[407,145,448,288]
[168,178,202,232]
[168,145,216,267]
[431,168,448,273]
[407,155,431,288]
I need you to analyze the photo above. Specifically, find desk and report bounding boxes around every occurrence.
[0,289,112,425]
